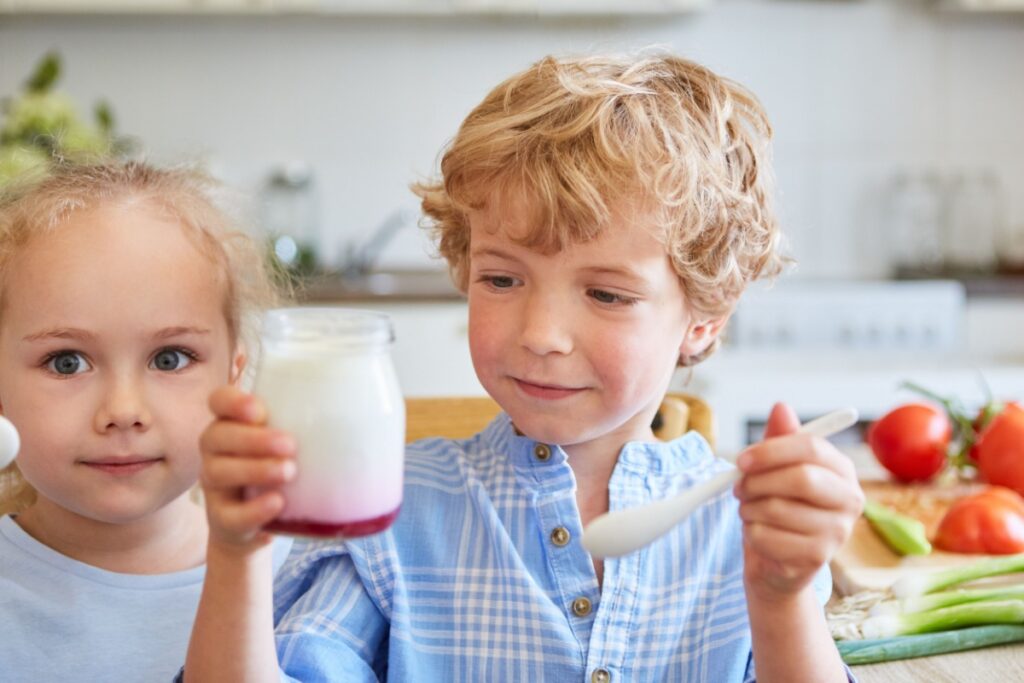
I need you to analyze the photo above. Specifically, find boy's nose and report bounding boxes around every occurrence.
[94,373,152,433]
[518,293,574,356]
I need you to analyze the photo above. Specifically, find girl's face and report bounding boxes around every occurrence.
[0,202,241,526]
[466,198,722,456]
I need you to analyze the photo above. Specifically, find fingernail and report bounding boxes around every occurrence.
[280,460,297,480]
[737,452,751,470]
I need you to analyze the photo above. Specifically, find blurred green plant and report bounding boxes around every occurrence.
[0,51,132,186]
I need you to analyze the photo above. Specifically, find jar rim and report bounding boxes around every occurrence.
[261,307,394,347]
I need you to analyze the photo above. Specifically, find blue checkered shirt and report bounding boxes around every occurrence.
[271,413,843,682]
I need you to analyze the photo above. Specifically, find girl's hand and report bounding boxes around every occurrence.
[735,403,865,601]
[200,386,297,551]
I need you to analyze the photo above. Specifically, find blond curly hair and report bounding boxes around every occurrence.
[414,50,786,363]
[0,159,284,515]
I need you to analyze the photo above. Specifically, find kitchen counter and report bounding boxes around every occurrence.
[296,269,463,303]
[835,448,1024,679]
[850,642,1024,681]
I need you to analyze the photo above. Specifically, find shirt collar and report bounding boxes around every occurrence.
[479,411,716,481]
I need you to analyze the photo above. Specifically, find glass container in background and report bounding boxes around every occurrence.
[943,171,1001,274]
[253,308,405,538]
[887,171,944,276]
[995,185,1024,274]
[262,162,320,277]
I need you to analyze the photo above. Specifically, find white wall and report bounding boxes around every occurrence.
[2,0,1023,278]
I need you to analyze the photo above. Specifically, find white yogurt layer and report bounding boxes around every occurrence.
[254,348,405,523]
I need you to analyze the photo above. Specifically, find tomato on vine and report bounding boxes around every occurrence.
[867,403,951,482]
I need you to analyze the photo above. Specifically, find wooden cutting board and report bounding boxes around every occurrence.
[830,478,1002,596]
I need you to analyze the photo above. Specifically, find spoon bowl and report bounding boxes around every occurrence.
[0,415,20,470]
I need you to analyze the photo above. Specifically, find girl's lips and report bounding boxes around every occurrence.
[80,458,162,476]
[514,378,584,400]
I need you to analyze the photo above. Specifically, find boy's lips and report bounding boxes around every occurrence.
[513,378,585,400]
[79,456,163,475]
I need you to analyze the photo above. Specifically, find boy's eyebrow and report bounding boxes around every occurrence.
[470,247,521,262]
[580,265,650,284]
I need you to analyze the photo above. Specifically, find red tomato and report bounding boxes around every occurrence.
[968,401,1024,463]
[934,486,1024,554]
[867,403,951,482]
[973,406,1024,496]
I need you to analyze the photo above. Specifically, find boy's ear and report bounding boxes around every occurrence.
[229,346,247,386]
[679,315,730,358]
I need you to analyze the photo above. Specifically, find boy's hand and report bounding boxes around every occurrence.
[200,386,297,552]
[734,402,864,601]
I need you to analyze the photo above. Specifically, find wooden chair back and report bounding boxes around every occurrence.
[405,393,715,448]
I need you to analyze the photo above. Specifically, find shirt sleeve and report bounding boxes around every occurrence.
[272,540,390,683]
[742,565,858,683]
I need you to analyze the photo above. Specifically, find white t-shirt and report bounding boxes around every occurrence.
[0,514,292,682]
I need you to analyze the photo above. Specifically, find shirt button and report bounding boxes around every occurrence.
[571,596,592,617]
[591,668,612,683]
[533,443,551,461]
[550,526,571,547]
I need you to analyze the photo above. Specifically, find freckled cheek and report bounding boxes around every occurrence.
[588,327,644,362]
[467,320,500,383]
[587,332,667,394]
[467,304,508,363]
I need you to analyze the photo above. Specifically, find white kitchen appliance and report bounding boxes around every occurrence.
[679,279,1024,456]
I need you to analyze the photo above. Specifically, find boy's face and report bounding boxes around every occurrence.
[0,203,242,526]
[466,198,719,451]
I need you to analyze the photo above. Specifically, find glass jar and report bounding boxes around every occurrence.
[887,171,944,276]
[262,162,320,277]
[253,307,404,538]
[943,171,1000,274]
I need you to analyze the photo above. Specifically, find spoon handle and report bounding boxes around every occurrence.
[798,407,859,440]
[581,407,859,558]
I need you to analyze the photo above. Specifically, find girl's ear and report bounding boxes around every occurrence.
[679,315,730,359]
[229,347,247,387]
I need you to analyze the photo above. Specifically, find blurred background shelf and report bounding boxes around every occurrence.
[298,269,461,303]
[0,0,712,15]
[894,270,1024,298]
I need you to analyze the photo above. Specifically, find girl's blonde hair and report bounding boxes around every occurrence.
[0,159,283,515]
[414,50,786,363]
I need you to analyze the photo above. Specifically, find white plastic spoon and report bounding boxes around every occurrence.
[0,415,20,470]
[582,407,859,558]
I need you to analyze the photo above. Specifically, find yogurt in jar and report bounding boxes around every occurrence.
[252,308,404,538]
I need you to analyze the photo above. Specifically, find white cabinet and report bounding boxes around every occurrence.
[450,0,710,14]
[0,0,709,13]
[938,0,1024,10]
[343,301,485,398]
[0,0,269,11]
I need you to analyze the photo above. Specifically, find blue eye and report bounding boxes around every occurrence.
[150,349,194,372]
[46,351,90,375]
[588,289,637,305]
[488,276,516,289]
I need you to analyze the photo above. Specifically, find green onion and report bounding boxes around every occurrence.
[891,553,1024,598]
[872,584,1024,616]
[861,599,1024,639]
[837,624,1024,665]
[862,499,932,556]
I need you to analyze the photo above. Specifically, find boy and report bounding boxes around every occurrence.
[186,52,863,681]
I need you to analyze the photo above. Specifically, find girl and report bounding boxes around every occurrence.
[0,161,290,680]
